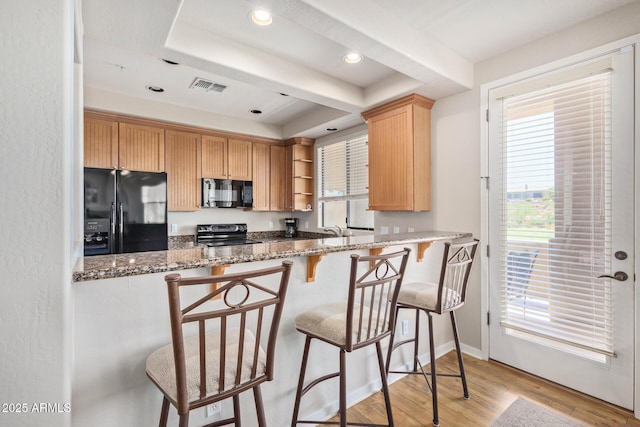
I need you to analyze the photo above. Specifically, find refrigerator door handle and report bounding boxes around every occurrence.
[118,202,124,253]
[110,202,117,253]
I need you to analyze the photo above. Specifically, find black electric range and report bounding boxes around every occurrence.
[196,223,263,247]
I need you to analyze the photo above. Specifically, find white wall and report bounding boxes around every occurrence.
[0,1,77,426]
[430,89,483,348]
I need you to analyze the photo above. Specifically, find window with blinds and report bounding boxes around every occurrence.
[496,67,613,356]
[318,134,373,229]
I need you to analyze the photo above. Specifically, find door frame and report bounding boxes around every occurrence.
[479,34,640,416]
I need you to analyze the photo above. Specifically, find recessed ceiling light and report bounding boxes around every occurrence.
[250,109,263,114]
[326,127,338,132]
[343,52,363,64]
[146,86,164,93]
[250,9,272,26]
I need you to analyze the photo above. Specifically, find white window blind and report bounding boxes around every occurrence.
[497,67,614,356]
[318,134,368,202]
[318,134,372,229]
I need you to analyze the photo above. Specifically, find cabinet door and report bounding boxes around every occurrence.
[118,123,165,172]
[270,145,287,211]
[165,130,201,211]
[201,136,228,179]
[84,117,118,169]
[367,105,414,210]
[228,139,252,180]
[252,143,270,211]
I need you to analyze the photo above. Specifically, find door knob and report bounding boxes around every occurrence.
[598,271,628,281]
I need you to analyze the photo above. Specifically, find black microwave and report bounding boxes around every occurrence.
[202,178,253,208]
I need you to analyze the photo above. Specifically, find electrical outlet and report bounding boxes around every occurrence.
[401,319,409,336]
[305,220,309,229]
[206,402,221,417]
[408,227,415,233]
[268,221,274,229]
[380,226,389,234]
[170,223,178,233]
[393,226,400,234]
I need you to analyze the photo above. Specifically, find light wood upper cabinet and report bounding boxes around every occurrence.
[228,139,252,180]
[165,130,201,211]
[201,136,227,179]
[362,94,434,211]
[84,117,118,169]
[118,123,165,172]
[270,145,287,211]
[252,142,270,211]
[201,136,252,180]
[84,116,165,172]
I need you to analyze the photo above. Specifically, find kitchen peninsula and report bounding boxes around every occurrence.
[72,229,472,427]
[72,230,470,282]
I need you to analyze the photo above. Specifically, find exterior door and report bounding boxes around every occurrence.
[487,47,635,409]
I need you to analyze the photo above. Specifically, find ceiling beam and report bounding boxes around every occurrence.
[253,0,474,95]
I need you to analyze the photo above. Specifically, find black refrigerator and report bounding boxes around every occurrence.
[84,167,168,256]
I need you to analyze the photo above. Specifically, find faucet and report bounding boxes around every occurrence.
[323,225,343,236]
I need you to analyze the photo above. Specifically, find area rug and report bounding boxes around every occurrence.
[491,398,585,426]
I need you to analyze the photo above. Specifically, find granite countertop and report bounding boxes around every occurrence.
[72,230,471,282]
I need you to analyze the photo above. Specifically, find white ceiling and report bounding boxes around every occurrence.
[82,0,635,139]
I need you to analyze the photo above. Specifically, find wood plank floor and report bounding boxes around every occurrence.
[325,351,640,426]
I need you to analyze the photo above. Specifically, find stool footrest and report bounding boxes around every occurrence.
[300,371,340,397]
[389,369,464,379]
[389,337,416,353]
[202,416,236,427]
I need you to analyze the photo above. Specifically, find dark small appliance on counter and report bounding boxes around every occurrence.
[202,178,253,208]
[284,218,299,238]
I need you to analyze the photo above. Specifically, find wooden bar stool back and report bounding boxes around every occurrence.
[291,248,411,427]
[146,261,293,427]
[386,239,479,426]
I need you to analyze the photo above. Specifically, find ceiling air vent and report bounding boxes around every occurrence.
[189,77,227,93]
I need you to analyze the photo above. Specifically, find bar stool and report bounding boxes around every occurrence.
[146,261,293,427]
[386,239,479,426]
[291,248,411,427]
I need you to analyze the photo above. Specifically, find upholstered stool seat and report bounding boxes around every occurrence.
[397,282,461,311]
[146,328,266,404]
[291,249,411,427]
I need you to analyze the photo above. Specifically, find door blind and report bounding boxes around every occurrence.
[496,68,614,356]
